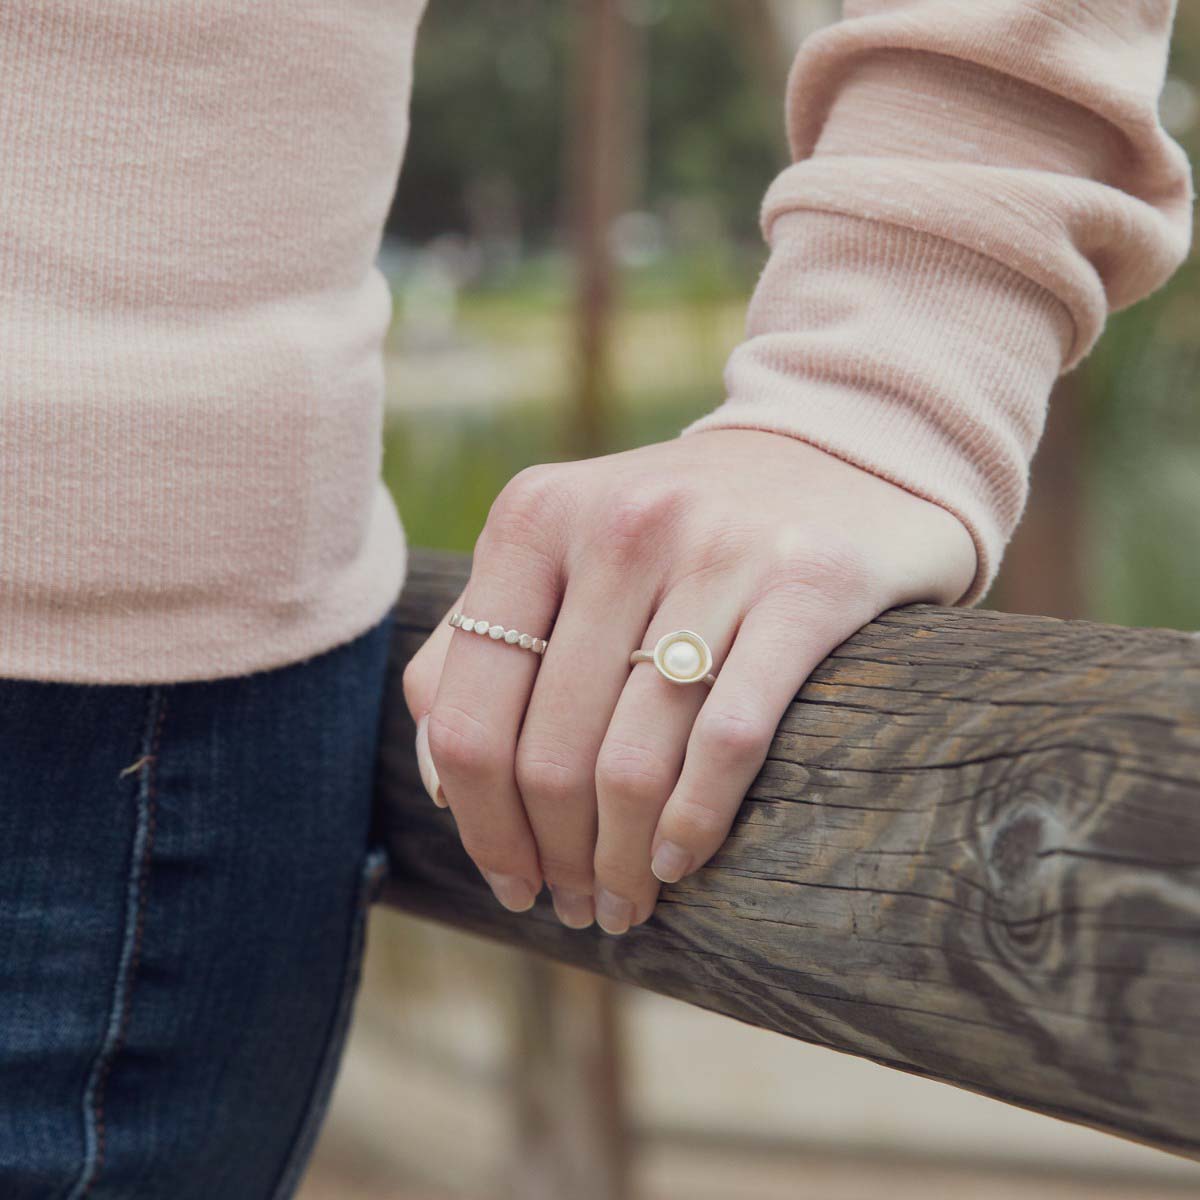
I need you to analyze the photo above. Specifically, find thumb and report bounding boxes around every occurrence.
[402,593,463,807]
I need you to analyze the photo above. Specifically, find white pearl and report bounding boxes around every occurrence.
[504,629,520,644]
[488,624,505,639]
[663,639,702,679]
[475,622,489,635]
[461,618,475,632]
[519,634,533,649]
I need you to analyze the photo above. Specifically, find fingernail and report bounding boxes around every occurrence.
[415,714,448,807]
[651,841,691,884]
[594,887,635,936]
[549,886,594,930]
[482,871,538,913]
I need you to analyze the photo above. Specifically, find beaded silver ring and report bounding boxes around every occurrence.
[448,611,548,656]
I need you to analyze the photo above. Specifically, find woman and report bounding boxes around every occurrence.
[0,1,1191,1196]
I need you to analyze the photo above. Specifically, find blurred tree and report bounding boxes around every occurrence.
[390,0,786,248]
[389,0,572,244]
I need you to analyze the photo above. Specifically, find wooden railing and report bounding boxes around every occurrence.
[376,549,1200,1162]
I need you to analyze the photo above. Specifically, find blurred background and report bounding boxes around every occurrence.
[300,2,1200,1197]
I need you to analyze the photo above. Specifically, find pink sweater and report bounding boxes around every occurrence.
[0,2,1191,683]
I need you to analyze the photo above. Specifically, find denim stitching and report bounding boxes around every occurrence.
[67,686,168,1200]
[267,845,389,1200]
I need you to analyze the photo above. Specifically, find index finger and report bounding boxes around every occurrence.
[425,470,565,911]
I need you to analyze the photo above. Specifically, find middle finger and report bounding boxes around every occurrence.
[514,564,659,928]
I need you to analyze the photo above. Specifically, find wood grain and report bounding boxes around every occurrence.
[376,550,1200,1161]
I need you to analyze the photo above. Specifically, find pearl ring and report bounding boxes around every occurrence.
[630,629,716,687]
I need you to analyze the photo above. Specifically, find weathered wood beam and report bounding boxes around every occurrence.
[377,549,1200,1161]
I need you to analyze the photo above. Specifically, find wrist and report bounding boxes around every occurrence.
[681,209,1073,605]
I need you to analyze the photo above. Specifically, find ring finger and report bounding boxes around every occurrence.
[591,587,744,934]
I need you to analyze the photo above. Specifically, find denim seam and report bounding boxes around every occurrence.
[266,844,390,1200]
[67,686,168,1200]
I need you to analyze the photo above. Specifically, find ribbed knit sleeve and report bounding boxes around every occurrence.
[680,0,1194,604]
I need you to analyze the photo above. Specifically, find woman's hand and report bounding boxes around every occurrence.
[402,429,975,933]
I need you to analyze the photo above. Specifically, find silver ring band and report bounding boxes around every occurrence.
[448,611,548,655]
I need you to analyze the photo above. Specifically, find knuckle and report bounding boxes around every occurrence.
[666,793,734,845]
[593,855,653,900]
[758,532,872,611]
[538,851,594,892]
[673,523,748,585]
[426,703,505,778]
[484,464,567,547]
[514,741,592,806]
[595,737,673,811]
[593,489,684,564]
[694,708,774,765]
[458,830,528,878]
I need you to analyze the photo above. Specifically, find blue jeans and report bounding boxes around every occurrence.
[0,608,395,1199]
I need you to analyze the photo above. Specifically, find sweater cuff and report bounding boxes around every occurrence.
[678,210,1076,606]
